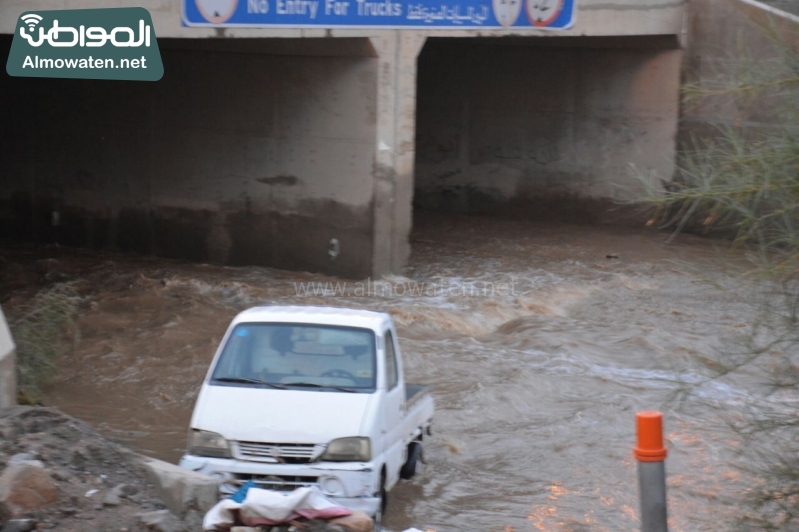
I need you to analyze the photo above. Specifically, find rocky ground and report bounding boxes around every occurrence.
[0,407,372,532]
[0,405,200,532]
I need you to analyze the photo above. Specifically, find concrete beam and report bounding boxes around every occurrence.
[0,0,686,38]
[370,32,425,276]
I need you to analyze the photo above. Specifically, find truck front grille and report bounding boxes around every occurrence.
[235,441,319,464]
[237,474,319,492]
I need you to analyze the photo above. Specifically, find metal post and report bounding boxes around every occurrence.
[634,411,668,532]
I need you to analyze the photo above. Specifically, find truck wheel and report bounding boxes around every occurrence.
[374,473,387,531]
[400,441,422,480]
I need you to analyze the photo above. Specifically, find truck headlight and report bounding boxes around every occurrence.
[188,429,231,458]
[320,437,371,462]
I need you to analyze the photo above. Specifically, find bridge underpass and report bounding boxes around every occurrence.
[0,37,384,279]
[0,0,687,279]
[414,36,682,222]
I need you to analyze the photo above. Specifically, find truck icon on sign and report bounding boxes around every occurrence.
[527,0,564,26]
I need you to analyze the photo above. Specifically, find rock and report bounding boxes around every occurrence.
[0,462,57,516]
[306,523,345,532]
[102,484,126,506]
[329,511,374,532]
[183,509,203,530]
[0,501,11,524]
[141,458,220,517]
[137,510,187,532]
[1,519,36,532]
[6,456,34,466]
[49,470,71,482]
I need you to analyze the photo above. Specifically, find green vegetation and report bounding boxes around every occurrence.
[643,27,799,278]
[638,23,799,530]
[8,283,81,405]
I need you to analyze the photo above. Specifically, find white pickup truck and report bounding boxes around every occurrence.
[179,306,435,529]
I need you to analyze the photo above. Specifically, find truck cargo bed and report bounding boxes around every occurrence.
[406,383,429,407]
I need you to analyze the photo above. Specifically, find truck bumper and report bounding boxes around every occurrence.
[179,454,381,517]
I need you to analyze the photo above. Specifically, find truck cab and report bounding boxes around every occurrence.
[179,306,434,528]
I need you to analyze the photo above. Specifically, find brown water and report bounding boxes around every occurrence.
[0,214,787,531]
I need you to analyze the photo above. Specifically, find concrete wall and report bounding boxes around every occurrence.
[680,0,799,145]
[414,37,683,220]
[0,38,379,278]
[0,305,16,409]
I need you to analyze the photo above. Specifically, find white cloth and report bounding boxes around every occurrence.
[203,486,348,530]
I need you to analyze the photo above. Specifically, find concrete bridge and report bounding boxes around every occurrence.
[0,0,781,278]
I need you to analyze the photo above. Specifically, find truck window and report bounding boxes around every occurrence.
[384,331,399,390]
[211,323,377,391]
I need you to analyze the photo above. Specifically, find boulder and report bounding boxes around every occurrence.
[0,462,57,516]
[329,511,374,532]
[1,519,36,532]
[140,458,219,518]
[6,456,34,466]
[137,510,187,532]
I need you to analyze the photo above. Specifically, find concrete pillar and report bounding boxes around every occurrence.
[370,32,425,277]
[0,305,17,408]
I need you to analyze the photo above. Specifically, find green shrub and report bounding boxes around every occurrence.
[8,282,81,405]
[637,21,799,529]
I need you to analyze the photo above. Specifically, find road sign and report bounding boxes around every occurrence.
[183,0,576,29]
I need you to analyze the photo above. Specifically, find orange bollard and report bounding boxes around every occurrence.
[634,411,668,532]
[634,411,668,462]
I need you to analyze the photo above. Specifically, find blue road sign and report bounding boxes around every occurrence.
[183,0,576,29]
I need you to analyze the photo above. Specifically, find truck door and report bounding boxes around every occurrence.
[381,329,405,488]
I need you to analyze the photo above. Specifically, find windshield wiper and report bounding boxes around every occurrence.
[286,382,357,393]
[214,377,286,389]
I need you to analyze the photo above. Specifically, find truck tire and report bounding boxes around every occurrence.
[400,441,422,480]
[374,472,387,532]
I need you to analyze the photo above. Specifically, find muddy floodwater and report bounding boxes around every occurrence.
[0,214,787,531]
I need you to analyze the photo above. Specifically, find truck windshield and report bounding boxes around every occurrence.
[210,323,377,392]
